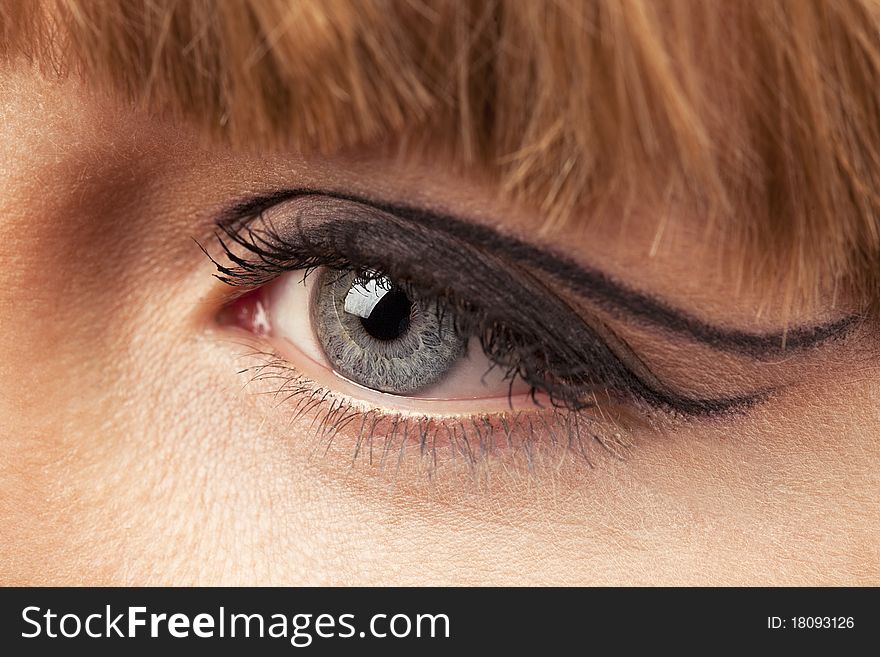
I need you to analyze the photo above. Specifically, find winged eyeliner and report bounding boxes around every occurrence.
[218,188,857,359]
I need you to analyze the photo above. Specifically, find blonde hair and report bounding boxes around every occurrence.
[4,0,880,308]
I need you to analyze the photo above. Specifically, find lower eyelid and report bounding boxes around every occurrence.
[232,347,639,467]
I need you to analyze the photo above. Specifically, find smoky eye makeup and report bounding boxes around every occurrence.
[198,187,865,469]
[205,188,797,417]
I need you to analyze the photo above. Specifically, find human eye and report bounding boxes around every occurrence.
[202,189,855,469]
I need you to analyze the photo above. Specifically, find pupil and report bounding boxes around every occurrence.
[360,286,412,341]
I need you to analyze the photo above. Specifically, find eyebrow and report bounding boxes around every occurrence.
[220,188,860,358]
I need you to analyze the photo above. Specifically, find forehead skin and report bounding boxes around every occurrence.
[0,63,878,585]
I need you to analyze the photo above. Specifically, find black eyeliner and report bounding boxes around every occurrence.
[216,188,860,359]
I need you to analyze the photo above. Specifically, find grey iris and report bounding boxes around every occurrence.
[312,270,466,394]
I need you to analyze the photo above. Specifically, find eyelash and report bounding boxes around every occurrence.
[235,349,636,470]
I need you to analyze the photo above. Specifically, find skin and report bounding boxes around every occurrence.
[0,64,878,586]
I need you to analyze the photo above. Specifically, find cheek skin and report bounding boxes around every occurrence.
[0,67,878,585]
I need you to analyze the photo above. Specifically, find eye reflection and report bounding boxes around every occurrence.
[343,274,412,341]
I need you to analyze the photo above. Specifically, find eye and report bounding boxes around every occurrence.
[243,266,527,407]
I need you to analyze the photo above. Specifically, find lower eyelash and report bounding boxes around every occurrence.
[236,348,640,474]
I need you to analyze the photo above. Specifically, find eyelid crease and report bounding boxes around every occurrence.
[215,187,861,359]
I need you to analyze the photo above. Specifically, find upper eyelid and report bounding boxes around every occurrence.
[217,188,861,359]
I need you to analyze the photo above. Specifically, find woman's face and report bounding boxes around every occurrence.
[1,65,877,585]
